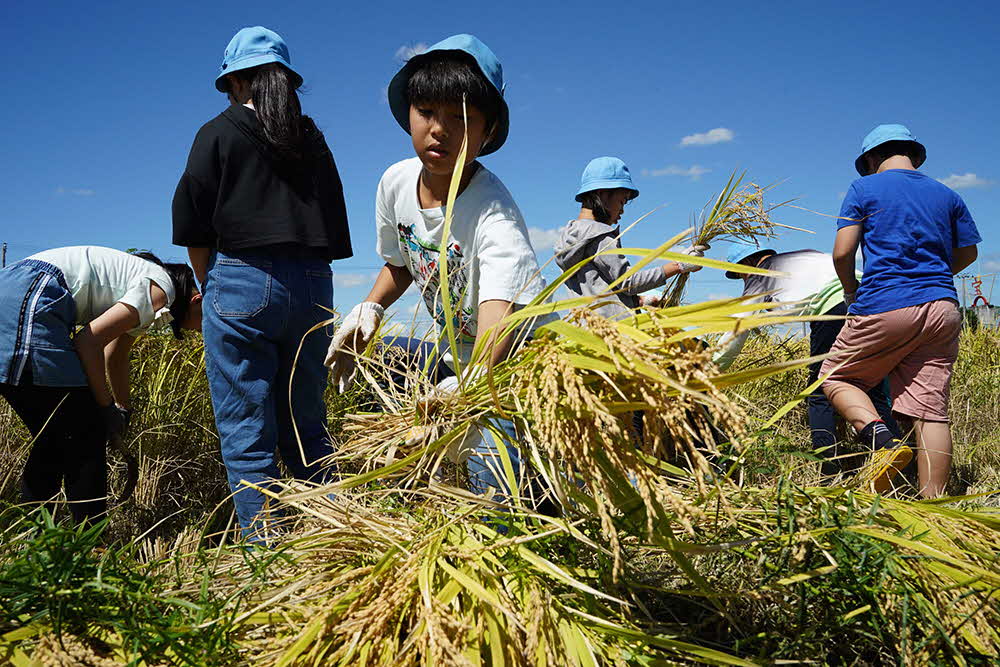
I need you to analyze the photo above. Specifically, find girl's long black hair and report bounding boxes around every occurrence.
[133,252,196,340]
[226,63,312,162]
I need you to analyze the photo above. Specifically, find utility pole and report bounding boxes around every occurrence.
[957,273,972,309]
[1,242,6,268]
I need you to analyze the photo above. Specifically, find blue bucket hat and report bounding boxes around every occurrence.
[387,34,509,156]
[215,27,302,93]
[855,124,926,176]
[725,241,776,279]
[575,157,639,202]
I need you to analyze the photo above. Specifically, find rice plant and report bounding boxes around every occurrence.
[660,171,803,307]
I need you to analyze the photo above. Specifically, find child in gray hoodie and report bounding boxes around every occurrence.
[554,157,705,318]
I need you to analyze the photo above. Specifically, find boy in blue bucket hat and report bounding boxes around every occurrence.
[706,241,900,477]
[554,156,706,320]
[821,124,981,497]
[324,34,547,504]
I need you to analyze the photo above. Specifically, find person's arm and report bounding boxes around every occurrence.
[363,263,414,308]
[472,299,518,369]
[712,329,751,371]
[173,127,220,270]
[952,245,978,274]
[92,281,168,408]
[75,304,143,408]
[105,335,135,409]
[594,238,704,296]
[949,195,982,275]
[832,226,862,297]
[188,247,211,286]
[592,236,669,295]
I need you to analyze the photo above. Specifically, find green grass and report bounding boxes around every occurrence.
[0,506,245,666]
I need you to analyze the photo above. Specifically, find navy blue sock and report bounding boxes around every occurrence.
[858,420,895,450]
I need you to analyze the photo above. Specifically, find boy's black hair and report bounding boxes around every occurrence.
[406,52,502,132]
[867,140,922,168]
[133,252,196,340]
[578,191,611,224]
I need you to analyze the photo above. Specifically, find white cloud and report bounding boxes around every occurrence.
[55,186,95,196]
[981,254,1000,273]
[395,42,429,62]
[335,271,380,289]
[528,226,563,251]
[679,127,734,147]
[937,173,993,189]
[640,165,711,180]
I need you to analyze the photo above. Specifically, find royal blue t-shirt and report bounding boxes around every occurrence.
[837,170,981,315]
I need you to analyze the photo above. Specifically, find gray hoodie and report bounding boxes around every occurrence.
[553,219,667,319]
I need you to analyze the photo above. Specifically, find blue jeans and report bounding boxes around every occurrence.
[203,249,334,538]
[382,336,524,499]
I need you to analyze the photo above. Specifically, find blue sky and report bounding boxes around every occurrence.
[3,0,998,322]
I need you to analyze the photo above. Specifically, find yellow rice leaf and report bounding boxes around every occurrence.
[537,320,612,355]
[7,648,33,667]
[842,605,872,621]
[485,612,505,666]
[514,544,628,605]
[563,607,757,666]
[561,619,599,667]
[562,354,621,374]
[436,560,521,627]
[275,613,327,667]
[775,564,838,586]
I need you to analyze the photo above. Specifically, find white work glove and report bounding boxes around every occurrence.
[417,369,484,412]
[416,372,485,463]
[675,244,710,274]
[324,302,384,393]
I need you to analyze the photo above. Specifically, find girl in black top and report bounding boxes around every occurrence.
[172,26,352,541]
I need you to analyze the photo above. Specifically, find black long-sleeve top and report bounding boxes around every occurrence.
[172,104,352,262]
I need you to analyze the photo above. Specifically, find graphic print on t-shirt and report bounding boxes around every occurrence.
[396,223,476,340]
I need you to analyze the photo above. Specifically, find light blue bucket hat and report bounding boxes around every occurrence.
[855,124,926,176]
[575,157,639,202]
[387,34,509,156]
[725,241,775,279]
[215,26,302,93]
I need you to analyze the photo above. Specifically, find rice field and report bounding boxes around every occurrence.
[2,177,999,665]
[0,309,998,665]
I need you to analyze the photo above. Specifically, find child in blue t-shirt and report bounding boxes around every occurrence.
[821,124,981,497]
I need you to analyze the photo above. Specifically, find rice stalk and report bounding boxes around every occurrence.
[661,171,792,307]
[233,483,754,666]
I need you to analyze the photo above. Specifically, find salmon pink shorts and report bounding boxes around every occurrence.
[820,299,961,422]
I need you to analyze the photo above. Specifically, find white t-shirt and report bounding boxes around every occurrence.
[375,158,546,367]
[28,246,176,336]
[741,250,844,315]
